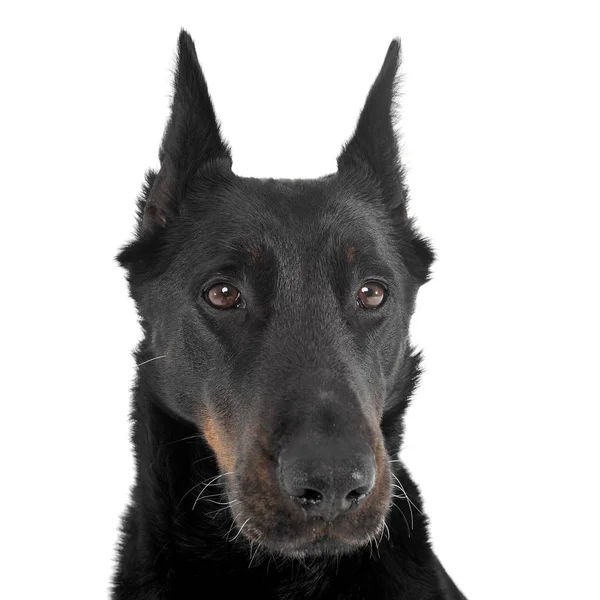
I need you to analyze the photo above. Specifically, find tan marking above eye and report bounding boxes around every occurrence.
[206,283,242,309]
[357,281,387,309]
[247,247,262,265]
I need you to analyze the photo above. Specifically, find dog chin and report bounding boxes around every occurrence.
[240,520,380,559]
[272,536,367,559]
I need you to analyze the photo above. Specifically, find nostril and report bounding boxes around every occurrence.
[279,445,377,520]
[293,488,323,506]
[345,484,371,505]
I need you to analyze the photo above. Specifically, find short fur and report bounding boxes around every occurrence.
[113,30,467,600]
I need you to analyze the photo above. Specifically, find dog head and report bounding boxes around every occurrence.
[118,31,433,557]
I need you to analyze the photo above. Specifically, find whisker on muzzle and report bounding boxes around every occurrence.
[229,517,251,542]
[177,471,233,509]
[391,471,424,530]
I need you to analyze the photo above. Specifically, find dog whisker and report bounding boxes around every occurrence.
[390,471,423,516]
[136,355,167,367]
[225,514,241,540]
[205,504,237,518]
[193,455,216,465]
[391,502,411,537]
[366,536,374,560]
[390,472,416,529]
[177,471,232,509]
[382,520,391,541]
[377,522,386,546]
[229,517,251,542]
[248,540,261,568]
[177,482,205,508]
[204,498,239,506]
[372,530,382,558]
[195,491,229,500]
[191,472,234,511]
[159,434,204,448]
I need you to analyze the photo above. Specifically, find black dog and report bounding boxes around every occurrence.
[113,30,466,600]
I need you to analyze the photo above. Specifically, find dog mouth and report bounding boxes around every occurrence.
[221,458,392,557]
[235,513,388,557]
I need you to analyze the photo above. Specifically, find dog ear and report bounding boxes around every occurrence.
[337,39,403,204]
[338,41,435,284]
[142,29,231,235]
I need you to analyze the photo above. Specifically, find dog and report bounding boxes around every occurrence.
[113,29,467,600]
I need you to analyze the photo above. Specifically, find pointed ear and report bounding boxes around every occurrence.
[337,39,402,200]
[338,41,435,284]
[142,29,231,235]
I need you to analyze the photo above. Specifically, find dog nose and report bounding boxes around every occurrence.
[278,441,377,521]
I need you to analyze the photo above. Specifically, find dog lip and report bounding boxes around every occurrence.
[260,530,366,557]
[236,509,377,556]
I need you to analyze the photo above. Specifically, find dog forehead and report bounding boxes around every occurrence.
[173,174,399,281]
[194,174,385,245]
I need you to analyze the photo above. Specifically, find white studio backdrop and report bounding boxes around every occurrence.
[1,1,599,598]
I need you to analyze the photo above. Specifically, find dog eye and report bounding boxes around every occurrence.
[205,283,244,310]
[357,281,387,309]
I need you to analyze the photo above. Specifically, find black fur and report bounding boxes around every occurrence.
[113,30,466,600]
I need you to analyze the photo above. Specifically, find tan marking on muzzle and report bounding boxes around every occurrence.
[200,410,236,473]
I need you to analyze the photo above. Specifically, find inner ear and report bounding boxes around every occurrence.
[142,157,177,235]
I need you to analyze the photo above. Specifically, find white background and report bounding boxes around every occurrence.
[1,1,599,598]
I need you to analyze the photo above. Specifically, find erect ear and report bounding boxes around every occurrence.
[338,40,435,284]
[142,29,231,234]
[337,39,403,204]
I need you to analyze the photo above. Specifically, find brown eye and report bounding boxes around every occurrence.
[205,283,243,310]
[357,281,387,309]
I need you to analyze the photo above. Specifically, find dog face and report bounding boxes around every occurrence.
[119,31,433,557]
